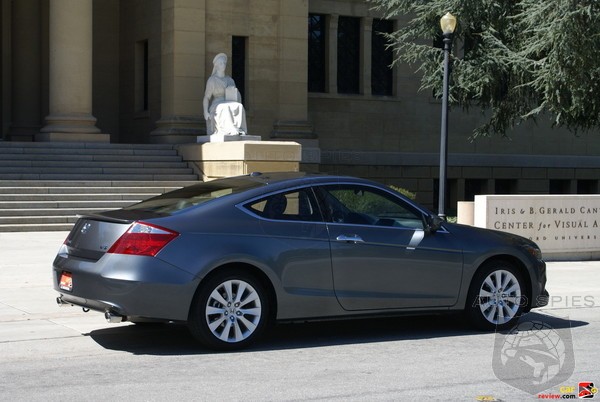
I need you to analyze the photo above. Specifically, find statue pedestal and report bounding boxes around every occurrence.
[196,134,262,143]
[177,140,301,181]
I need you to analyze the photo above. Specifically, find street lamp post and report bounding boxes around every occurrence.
[438,12,456,219]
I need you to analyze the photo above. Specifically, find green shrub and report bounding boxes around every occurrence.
[389,185,416,200]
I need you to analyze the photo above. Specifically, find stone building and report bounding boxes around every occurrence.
[1,0,598,213]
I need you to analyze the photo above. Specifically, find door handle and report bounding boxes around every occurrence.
[336,234,364,243]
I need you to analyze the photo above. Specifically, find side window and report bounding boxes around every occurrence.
[318,185,424,229]
[246,189,323,222]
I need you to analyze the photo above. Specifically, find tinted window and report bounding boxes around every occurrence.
[318,185,424,229]
[246,189,323,222]
[125,177,264,214]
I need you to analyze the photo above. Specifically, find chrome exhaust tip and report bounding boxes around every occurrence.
[104,310,123,323]
[56,296,72,307]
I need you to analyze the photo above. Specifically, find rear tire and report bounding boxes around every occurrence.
[188,269,270,350]
[466,261,527,331]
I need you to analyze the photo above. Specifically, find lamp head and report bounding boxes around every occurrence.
[440,12,457,35]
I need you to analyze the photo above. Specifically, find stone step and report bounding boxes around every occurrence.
[0,160,189,169]
[0,207,114,217]
[0,147,179,156]
[0,141,178,150]
[0,193,156,201]
[0,180,198,187]
[0,186,183,194]
[0,173,199,181]
[1,153,183,162]
[0,215,78,225]
[0,142,199,231]
[0,200,137,209]
[0,223,75,232]
[0,166,193,174]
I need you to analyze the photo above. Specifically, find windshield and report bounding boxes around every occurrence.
[124,177,265,214]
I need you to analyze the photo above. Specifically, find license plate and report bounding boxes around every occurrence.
[59,272,73,292]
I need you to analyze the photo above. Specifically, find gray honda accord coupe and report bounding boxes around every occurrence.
[53,172,548,350]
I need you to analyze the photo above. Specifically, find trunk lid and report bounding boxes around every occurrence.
[64,210,167,261]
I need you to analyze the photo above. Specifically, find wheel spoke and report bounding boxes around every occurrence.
[210,290,228,306]
[233,321,244,342]
[484,277,496,292]
[479,290,494,298]
[484,305,498,322]
[238,315,257,331]
[497,304,505,321]
[224,281,234,302]
[206,306,225,315]
[240,292,259,307]
[480,300,494,310]
[239,307,261,317]
[208,316,226,331]
[219,320,232,341]
[494,271,502,290]
[504,283,519,295]
[234,282,247,304]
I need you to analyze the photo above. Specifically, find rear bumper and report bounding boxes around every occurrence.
[52,248,199,321]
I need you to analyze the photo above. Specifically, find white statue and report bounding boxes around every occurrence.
[203,53,248,136]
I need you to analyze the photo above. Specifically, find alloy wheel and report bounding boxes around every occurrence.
[205,279,263,343]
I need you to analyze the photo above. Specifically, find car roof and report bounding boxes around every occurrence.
[242,171,373,186]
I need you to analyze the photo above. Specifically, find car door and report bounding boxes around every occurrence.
[242,187,337,317]
[315,184,463,311]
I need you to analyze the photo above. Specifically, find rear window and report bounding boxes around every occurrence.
[124,177,264,214]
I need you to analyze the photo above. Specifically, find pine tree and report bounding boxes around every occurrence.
[370,0,600,138]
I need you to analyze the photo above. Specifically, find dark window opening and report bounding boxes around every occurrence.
[135,40,149,112]
[371,19,394,96]
[231,36,247,104]
[495,179,517,195]
[465,179,488,201]
[577,180,598,194]
[308,14,326,93]
[549,179,571,194]
[337,16,360,94]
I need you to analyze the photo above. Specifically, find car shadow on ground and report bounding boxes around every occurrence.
[87,310,586,356]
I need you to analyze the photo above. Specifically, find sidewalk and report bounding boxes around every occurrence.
[0,231,131,343]
[1,231,599,344]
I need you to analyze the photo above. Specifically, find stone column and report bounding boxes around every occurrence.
[271,0,318,166]
[151,0,205,144]
[39,0,107,142]
[10,0,41,141]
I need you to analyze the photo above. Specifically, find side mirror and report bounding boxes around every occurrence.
[424,214,445,234]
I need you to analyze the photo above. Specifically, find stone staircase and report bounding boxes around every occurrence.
[0,142,199,232]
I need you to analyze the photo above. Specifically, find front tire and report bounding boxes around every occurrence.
[466,261,526,331]
[188,269,270,350]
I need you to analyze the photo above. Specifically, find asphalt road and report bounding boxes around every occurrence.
[1,231,599,401]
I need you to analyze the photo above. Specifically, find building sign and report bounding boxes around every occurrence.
[474,195,600,255]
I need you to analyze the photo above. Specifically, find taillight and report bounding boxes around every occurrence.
[107,222,179,257]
